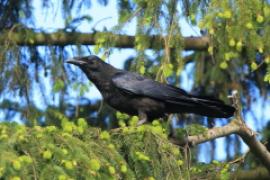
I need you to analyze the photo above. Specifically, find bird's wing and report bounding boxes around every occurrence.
[111,71,235,118]
[111,71,197,106]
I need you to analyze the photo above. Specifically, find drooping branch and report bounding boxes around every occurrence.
[170,91,270,172]
[0,30,209,51]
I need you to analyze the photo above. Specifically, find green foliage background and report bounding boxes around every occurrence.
[0,120,184,180]
[0,119,236,180]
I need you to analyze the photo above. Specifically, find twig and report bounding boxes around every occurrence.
[229,149,250,164]
[23,150,38,180]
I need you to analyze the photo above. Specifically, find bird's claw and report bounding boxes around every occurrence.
[137,119,147,126]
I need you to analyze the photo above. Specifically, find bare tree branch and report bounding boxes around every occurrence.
[169,122,240,146]
[170,91,270,172]
[0,30,209,51]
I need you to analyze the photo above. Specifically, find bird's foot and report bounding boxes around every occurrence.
[137,110,147,126]
[137,119,147,126]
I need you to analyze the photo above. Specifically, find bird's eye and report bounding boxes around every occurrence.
[88,60,94,65]
[89,61,97,66]
[88,61,99,70]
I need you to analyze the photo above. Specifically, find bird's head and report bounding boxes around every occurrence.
[66,55,102,71]
[66,55,117,86]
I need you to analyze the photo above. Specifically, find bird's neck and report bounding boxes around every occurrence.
[83,67,119,95]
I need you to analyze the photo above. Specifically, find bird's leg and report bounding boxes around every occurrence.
[137,110,147,126]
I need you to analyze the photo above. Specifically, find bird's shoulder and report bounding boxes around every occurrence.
[111,70,189,98]
[112,70,146,82]
[111,71,157,95]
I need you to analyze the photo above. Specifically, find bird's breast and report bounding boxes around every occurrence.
[103,90,136,113]
[103,90,166,119]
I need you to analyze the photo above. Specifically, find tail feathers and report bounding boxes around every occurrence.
[168,95,235,118]
[190,96,235,118]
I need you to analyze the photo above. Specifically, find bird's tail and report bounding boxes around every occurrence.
[168,95,235,118]
[188,95,235,118]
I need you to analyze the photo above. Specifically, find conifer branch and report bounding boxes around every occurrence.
[0,30,209,51]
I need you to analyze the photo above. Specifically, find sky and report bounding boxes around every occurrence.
[1,0,269,163]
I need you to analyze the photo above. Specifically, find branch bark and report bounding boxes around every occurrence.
[170,91,270,173]
[0,30,209,51]
[169,121,240,146]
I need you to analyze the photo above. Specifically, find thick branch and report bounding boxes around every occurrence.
[0,30,209,51]
[232,91,270,171]
[238,129,270,171]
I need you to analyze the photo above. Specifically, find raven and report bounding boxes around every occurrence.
[67,55,235,124]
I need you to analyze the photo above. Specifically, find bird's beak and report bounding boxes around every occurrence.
[66,57,87,66]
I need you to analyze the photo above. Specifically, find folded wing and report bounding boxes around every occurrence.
[112,71,235,118]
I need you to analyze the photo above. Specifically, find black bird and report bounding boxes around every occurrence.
[67,55,235,125]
